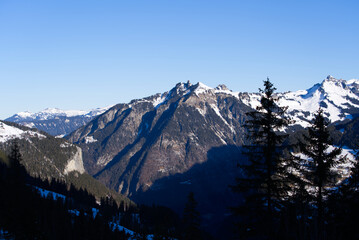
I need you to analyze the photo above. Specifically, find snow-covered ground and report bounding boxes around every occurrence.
[0,121,46,143]
[110,222,154,240]
[33,186,154,239]
[33,186,67,201]
[292,145,357,197]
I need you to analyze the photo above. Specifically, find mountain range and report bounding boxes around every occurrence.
[7,76,359,136]
[63,76,358,191]
[5,106,112,136]
[4,75,359,236]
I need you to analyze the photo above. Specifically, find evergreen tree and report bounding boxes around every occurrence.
[182,192,201,240]
[324,143,359,239]
[294,109,345,240]
[232,78,291,239]
[8,140,26,184]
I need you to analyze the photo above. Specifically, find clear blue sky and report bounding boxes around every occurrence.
[1,0,358,119]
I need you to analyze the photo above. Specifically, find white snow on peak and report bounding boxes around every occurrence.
[186,82,210,96]
[197,82,212,90]
[8,106,113,122]
[148,81,241,108]
[16,111,33,118]
[193,82,240,99]
[215,88,240,99]
[0,122,46,143]
[283,77,359,123]
[16,108,86,119]
[242,76,359,128]
[347,79,359,85]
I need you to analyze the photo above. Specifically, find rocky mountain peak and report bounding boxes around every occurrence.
[326,75,336,81]
[215,84,229,91]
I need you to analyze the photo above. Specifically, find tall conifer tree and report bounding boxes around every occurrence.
[182,192,201,240]
[232,78,291,239]
[294,109,345,240]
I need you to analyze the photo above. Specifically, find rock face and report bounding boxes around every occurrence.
[64,146,85,175]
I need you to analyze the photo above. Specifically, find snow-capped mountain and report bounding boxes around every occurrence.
[6,106,112,136]
[240,75,359,127]
[8,107,110,121]
[278,75,359,126]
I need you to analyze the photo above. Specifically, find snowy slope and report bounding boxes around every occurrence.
[0,121,46,143]
[0,120,89,178]
[206,75,359,128]
[278,76,359,127]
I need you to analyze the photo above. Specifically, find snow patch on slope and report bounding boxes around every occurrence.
[111,222,154,240]
[85,136,97,144]
[194,82,212,95]
[294,145,355,178]
[34,186,67,201]
[209,104,236,133]
[0,122,46,143]
[194,82,240,99]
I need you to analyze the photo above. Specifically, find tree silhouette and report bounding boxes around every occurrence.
[232,78,291,239]
[182,192,201,240]
[294,109,345,240]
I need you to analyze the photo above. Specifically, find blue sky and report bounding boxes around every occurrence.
[1,0,358,119]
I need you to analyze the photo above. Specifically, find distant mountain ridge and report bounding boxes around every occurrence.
[6,106,112,136]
